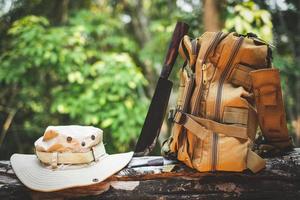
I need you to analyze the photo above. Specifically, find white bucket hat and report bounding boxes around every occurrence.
[10,125,133,192]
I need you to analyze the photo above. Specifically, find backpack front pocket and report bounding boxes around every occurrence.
[216,136,250,172]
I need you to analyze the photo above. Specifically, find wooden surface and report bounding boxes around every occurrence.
[0,149,300,200]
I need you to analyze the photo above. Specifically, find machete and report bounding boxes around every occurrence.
[134,22,189,156]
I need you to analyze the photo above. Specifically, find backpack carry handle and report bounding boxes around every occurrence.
[160,22,189,79]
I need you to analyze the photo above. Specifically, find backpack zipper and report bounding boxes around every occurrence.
[211,36,244,171]
[189,32,223,166]
[192,32,223,115]
[181,68,195,158]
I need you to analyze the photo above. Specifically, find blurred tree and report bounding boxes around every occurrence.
[248,0,300,145]
[264,0,300,145]
[203,0,226,31]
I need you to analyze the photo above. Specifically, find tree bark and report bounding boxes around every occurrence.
[1,149,300,199]
[203,0,223,31]
[51,0,69,25]
[0,109,17,147]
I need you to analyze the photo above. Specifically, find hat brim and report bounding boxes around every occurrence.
[10,152,133,192]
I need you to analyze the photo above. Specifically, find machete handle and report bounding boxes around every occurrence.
[161,22,189,79]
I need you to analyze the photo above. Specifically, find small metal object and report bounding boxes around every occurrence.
[163,164,176,173]
[202,63,208,85]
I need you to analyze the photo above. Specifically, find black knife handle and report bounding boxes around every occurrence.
[160,22,189,79]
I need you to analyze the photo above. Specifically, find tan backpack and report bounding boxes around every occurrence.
[162,32,293,173]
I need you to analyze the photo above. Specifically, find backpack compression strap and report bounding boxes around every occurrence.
[173,110,266,173]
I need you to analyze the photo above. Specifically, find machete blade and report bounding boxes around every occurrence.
[134,78,172,155]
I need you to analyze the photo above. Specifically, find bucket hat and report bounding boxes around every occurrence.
[10,125,133,192]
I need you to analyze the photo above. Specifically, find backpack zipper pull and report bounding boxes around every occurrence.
[202,63,208,85]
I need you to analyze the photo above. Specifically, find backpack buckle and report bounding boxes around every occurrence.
[168,108,176,123]
[173,110,187,125]
[168,109,187,125]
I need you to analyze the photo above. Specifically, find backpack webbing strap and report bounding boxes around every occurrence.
[246,149,266,173]
[173,111,249,140]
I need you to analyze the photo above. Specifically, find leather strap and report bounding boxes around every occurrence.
[174,111,248,140]
[36,142,106,167]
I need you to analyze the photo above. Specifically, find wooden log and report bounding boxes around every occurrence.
[0,149,300,200]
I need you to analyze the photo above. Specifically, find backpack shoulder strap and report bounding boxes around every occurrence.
[179,35,199,69]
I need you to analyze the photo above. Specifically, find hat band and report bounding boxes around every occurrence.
[35,142,106,168]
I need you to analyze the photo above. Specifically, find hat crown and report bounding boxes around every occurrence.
[35,125,102,153]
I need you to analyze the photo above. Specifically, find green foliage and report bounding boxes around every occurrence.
[0,13,148,153]
[224,0,273,41]
[51,53,148,152]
